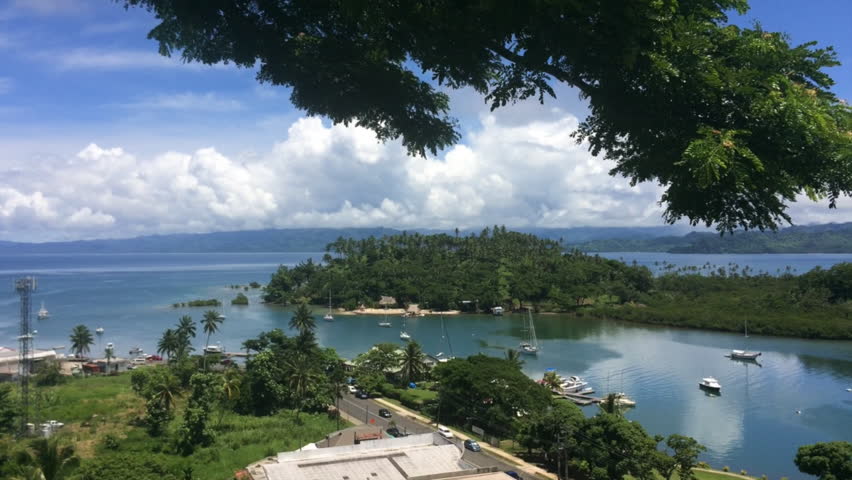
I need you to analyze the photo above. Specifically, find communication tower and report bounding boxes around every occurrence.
[15,276,36,435]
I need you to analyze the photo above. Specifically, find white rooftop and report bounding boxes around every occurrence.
[264,433,470,480]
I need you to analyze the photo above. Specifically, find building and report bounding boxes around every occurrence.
[0,346,59,381]
[93,357,130,374]
[257,432,503,480]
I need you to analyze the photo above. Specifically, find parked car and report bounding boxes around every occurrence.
[504,472,522,479]
[356,390,369,399]
[378,408,392,418]
[348,385,357,394]
[437,425,453,439]
[463,439,481,452]
[386,427,401,437]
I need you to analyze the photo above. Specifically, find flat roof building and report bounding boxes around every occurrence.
[260,432,499,480]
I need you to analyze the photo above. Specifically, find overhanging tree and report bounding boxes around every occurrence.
[123,0,852,232]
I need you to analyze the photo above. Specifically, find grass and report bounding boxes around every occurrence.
[13,373,346,480]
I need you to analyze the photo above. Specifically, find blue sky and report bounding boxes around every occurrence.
[0,0,850,241]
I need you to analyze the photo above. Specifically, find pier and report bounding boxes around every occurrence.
[552,390,602,406]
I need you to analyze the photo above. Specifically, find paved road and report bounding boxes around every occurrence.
[336,394,522,477]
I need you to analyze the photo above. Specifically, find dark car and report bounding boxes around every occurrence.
[356,390,369,399]
[378,408,392,418]
[463,439,481,452]
[386,427,401,437]
[504,472,522,479]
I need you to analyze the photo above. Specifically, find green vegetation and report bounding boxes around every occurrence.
[572,223,852,254]
[69,325,94,359]
[591,263,852,339]
[794,441,852,480]
[172,299,221,308]
[264,228,653,311]
[125,0,851,232]
[231,293,248,305]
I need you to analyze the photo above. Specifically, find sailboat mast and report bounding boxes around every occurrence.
[529,309,538,350]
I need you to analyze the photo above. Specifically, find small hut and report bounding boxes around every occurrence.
[378,296,397,307]
[406,303,421,315]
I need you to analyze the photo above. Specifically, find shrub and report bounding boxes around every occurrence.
[232,293,249,305]
[723,466,730,472]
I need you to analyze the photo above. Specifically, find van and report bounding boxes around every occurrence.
[437,425,453,439]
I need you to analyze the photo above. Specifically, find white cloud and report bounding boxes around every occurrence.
[0,114,848,241]
[119,92,244,112]
[40,48,229,71]
[0,77,11,94]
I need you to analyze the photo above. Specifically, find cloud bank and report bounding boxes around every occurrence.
[0,112,847,241]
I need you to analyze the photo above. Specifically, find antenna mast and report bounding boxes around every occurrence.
[15,276,36,435]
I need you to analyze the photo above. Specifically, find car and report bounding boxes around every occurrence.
[378,408,392,418]
[463,439,481,452]
[437,425,454,439]
[356,390,369,399]
[347,385,357,394]
[386,427,401,437]
[504,472,522,479]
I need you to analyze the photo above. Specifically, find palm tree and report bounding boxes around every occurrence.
[542,371,561,391]
[289,302,315,334]
[599,393,622,416]
[157,328,179,363]
[201,310,224,370]
[69,325,93,359]
[400,341,426,385]
[217,367,241,426]
[175,315,196,359]
[505,348,524,369]
[152,374,180,411]
[17,438,79,480]
[284,353,320,422]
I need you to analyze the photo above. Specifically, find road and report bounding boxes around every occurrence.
[336,393,522,476]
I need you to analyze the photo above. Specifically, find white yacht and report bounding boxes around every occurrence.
[95,327,104,334]
[491,306,504,316]
[699,377,722,391]
[519,308,539,355]
[730,349,761,360]
[323,291,334,321]
[560,376,589,393]
[204,343,224,354]
[37,302,49,319]
[611,392,636,407]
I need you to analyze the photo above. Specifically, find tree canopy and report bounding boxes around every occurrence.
[124,0,851,232]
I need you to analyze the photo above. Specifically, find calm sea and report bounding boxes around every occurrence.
[1,252,850,479]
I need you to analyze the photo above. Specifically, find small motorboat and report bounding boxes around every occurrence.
[400,331,411,341]
[491,306,504,316]
[129,346,143,355]
[95,327,104,334]
[378,321,392,328]
[729,349,761,360]
[699,377,722,392]
[37,302,49,319]
[323,313,334,321]
[560,376,589,393]
[217,314,226,320]
[846,388,852,392]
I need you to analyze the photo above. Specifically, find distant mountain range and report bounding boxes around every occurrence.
[568,222,852,253]
[2,223,849,254]
[0,225,690,254]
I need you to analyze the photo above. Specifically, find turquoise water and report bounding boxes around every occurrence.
[1,252,851,479]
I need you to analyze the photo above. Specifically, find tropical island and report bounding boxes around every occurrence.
[263,228,852,340]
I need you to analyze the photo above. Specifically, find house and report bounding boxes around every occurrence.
[94,357,130,374]
[0,346,59,381]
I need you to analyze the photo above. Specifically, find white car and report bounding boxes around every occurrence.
[437,425,454,439]
[348,385,357,394]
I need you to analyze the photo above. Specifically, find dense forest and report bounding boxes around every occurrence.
[264,229,852,339]
[262,227,654,311]
[572,222,852,253]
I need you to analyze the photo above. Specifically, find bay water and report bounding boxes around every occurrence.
[1,252,850,479]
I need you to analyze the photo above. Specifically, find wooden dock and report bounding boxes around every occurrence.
[552,390,602,406]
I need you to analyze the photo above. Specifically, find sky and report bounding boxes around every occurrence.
[0,0,851,242]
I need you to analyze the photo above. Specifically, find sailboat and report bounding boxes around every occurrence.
[323,291,334,321]
[519,308,539,355]
[437,314,455,362]
[400,315,411,341]
[37,302,49,319]
[728,319,761,361]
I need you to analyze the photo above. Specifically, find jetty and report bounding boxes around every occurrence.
[553,390,602,406]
